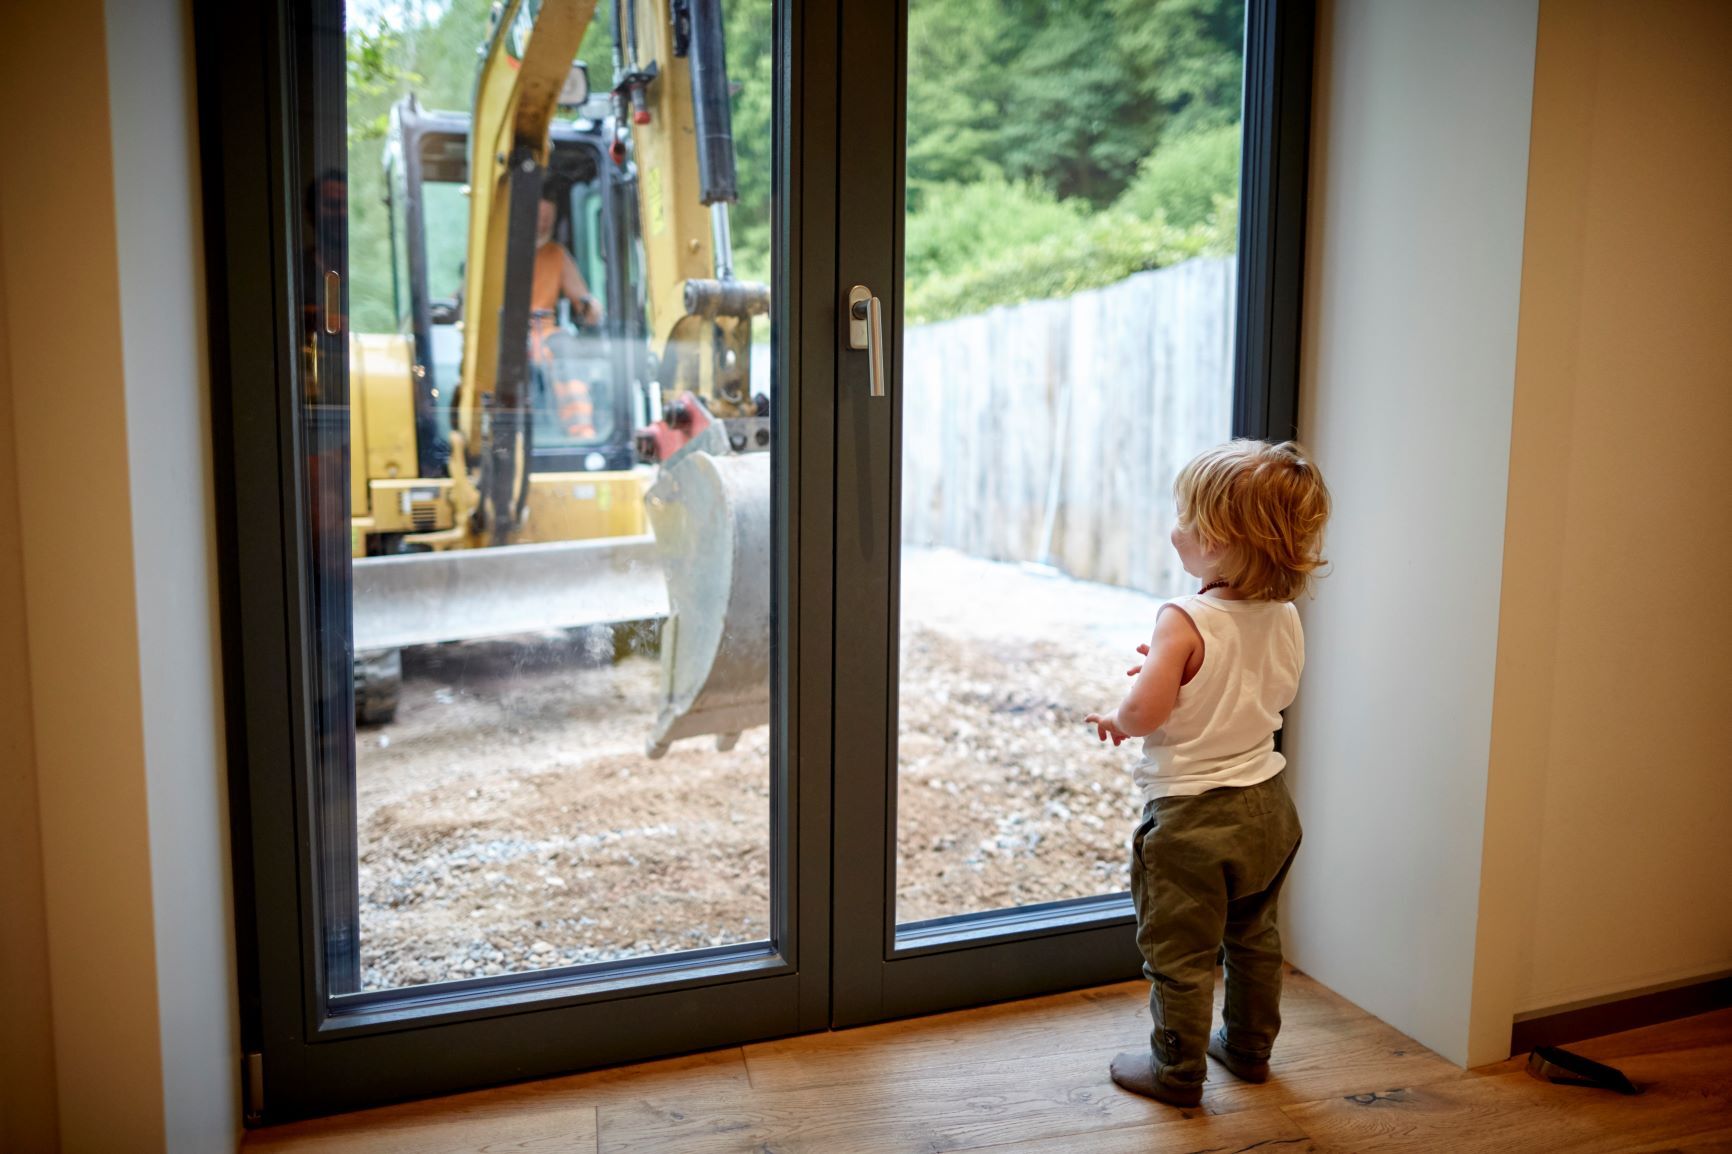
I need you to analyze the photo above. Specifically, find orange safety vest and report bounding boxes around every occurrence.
[529,243,596,440]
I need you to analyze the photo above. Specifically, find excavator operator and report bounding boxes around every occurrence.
[530,183,603,441]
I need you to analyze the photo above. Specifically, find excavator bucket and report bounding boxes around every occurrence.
[643,426,771,757]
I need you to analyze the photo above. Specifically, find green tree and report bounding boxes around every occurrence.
[723,0,775,283]
[904,0,1244,209]
[994,3,1163,206]
[906,0,1008,201]
[1111,0,1246,137]
[345,19,417,333]
[898,0,1246,321]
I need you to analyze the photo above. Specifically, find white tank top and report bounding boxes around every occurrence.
[1132,593,1304,801]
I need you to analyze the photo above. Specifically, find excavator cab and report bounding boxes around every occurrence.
[376,94,644,521]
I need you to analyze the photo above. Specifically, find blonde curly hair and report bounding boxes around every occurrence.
[1174,440,1332,602]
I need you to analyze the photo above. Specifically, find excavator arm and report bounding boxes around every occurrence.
[613,0,769,438]
[610,0,774,756]
[455,0,599,545]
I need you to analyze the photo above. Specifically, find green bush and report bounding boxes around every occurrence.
[905,205,1234,325]
[1116,122,1242,230]
[905,177,1087,287]
[899,124,1243,326]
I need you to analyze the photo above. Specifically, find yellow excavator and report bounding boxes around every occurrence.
[348,0,770,758]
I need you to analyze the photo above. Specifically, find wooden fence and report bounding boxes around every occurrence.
[900,257,1236,598]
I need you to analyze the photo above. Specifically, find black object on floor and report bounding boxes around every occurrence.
[1526,1046,1642,1095]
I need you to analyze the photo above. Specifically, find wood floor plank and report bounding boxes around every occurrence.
[1200,1009,1466,1115]
[599,1046,1213,1154]
[602,1020,1458,1154]
[1618,1127,1732,1154]
[1283,1042,1732,1154]
[601,1008,1455,1154]
[244,1049,745,1152]
[598,973,1466,1152]
[242,988,1732,1154]
[743,969,1372,1096]
[741,985,1131,1093]
[243,1102,597,1153]
[961,1105,1321,1153]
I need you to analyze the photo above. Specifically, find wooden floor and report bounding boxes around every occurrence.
[245,969,1732,1152]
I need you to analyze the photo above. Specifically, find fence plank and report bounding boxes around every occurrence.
[901,257,1236,598]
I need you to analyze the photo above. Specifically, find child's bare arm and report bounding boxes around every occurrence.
[1086,606,1200,743]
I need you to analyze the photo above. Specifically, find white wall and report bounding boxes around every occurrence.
[107,0,241,1147]
[1281,0,1538,1067]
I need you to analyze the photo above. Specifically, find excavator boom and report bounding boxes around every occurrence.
[457,0,598,544]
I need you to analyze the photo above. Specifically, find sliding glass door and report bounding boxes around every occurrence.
[830,0,1312,1025]
[204,0,1308,1122]
[201,0,835,1122]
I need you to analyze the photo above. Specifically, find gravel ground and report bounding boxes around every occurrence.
[356,547,1174,991]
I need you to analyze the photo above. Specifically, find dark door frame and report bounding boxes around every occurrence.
[197,0,1311,1122]
[196,0,837,1123]
[828,0,1315,1027]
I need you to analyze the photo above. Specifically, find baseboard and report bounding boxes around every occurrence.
[1509,973,1732,1054]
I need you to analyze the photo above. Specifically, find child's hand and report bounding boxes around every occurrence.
[1126,643,1150,677]
[1085,711,1130,746]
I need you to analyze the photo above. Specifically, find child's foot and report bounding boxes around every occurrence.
[1207,1029,1271,1083]
[1108,1051,1204,1108]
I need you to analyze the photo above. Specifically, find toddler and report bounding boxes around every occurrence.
[1085,439,1331,1107]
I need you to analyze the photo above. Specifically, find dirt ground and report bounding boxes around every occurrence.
[356,548,1173,991]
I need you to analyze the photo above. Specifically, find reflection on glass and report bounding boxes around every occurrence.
[895,0,1246,925]
[314,0,777,993]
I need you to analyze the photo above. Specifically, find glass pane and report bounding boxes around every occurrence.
[309,0,778,995]
[895,0,1245,924]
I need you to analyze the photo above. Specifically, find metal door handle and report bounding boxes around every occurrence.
[847,284,885,398]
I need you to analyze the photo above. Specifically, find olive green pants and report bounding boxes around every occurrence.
[1129,772,1302,1089]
